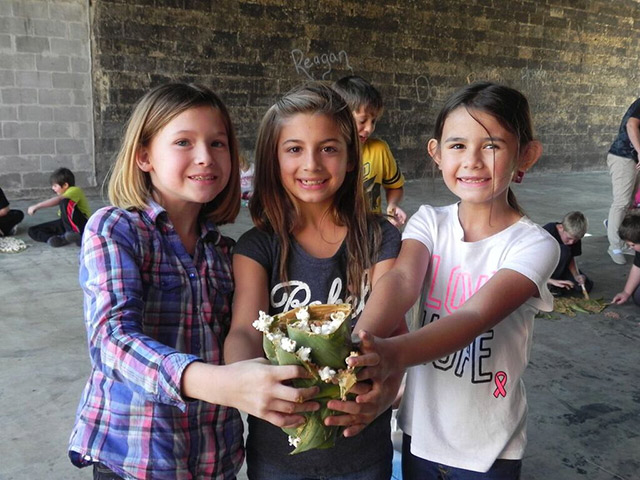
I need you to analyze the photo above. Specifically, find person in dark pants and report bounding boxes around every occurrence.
[542,211,594,297]
[26,167,90,247]
[0,187,24,236]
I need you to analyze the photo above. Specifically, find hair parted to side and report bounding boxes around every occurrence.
[331,75,384,116]
[562,211,588,238]
[251,82,380,301]
[50,167,75,187]
[108,83,241,225]
[618,210,640,244]
[432,81,536,215]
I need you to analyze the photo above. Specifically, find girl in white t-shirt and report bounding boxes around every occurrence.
[351,82,560,479]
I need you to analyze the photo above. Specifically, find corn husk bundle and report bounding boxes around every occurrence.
[253,303,359,454]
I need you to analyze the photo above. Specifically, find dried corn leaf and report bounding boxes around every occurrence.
[256,304,358,454]
[552,297,608,317]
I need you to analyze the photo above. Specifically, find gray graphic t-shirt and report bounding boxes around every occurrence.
[234,218,400,476]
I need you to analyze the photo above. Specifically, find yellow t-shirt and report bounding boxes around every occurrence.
[362,138,405,213]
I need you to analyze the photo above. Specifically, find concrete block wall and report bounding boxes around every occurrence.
[2,0,639,196]
[87,0,639,185]
[0,0,94,198]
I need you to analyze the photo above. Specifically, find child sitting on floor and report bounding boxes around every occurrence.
[27,167,91,247]
[612,211,640,305]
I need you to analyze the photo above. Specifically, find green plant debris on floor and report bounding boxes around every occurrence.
[538,297,609,319]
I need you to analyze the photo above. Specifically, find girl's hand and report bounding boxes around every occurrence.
[324,370,404,437]
[574,274,586,285]
[227,358,320,428]
[183,359,319,429]
[612,291,631,305]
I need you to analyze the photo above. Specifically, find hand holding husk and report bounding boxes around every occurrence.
[253,303,359,454]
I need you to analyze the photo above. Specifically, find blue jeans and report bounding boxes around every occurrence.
[93,463,124,480]
[402,435,521,480]
[247,457,392,480]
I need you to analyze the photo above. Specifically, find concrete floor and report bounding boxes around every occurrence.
[0,171,638,480]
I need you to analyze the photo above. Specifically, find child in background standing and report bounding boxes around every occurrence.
[0,186,24,236]
[612,211,640,305]
[542,211,593,296]
[68,83,319,480]
[239,154,255,206]
[332,75,407,227]
[27,167,91,247]
[350,82,560,479]
[224,83,403,479]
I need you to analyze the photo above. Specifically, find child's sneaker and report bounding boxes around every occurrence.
[64,231,82,246]
[47,235,69,248]
[9,225,19,236]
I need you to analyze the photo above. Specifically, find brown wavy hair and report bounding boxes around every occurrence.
[250,82,381,301]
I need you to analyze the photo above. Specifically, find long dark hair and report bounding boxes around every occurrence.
[432,82,536,214]
[251,82,380,301]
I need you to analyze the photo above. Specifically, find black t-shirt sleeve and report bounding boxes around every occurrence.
[634,251,640,268]
[0,188,9,210]
[233,226,276,272]
[377,217,401,262]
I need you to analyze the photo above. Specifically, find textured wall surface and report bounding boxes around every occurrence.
[88,0,640,185]
[2,0,640,195]
[0,0,94,197]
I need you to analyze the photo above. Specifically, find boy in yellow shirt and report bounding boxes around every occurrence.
[333,76,406,227]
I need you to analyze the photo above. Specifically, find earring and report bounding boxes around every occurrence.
[514,170,525,184]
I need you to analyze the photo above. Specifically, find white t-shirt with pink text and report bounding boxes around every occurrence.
[398,203,559,473]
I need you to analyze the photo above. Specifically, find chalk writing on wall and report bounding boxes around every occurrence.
[415,75,436,104]
[291,49,354,80]
[520,66,548,86]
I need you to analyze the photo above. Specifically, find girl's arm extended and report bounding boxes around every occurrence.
[224,253,271,362]
[222,253,320,425]
[325,244,413,436]
[353,239,432,338]
[351,267,540,397]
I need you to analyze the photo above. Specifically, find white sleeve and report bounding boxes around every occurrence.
[402,205,437,253]
[501,224,560,311]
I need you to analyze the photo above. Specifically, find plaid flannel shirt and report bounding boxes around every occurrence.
[69,201,244,480]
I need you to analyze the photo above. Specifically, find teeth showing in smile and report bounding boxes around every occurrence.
[190,175,215,180]
[459,178,488,183]
[300,179,324,185]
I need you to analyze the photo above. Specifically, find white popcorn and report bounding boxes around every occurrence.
[279,337,297,353]
[296,346,311,362]
[288,435,301,448]
[252,311,274,332]
[296,306,310,322]
[318,366,337,382]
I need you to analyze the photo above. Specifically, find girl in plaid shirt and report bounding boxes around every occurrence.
[69,84,319,480]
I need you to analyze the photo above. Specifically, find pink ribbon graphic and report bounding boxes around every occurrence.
[493,371,507,398]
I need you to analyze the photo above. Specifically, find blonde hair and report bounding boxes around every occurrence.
[562,211,588,238]
[251,82,381,302]
[108,83,241,225]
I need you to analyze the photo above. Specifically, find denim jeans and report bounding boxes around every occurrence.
[93,463,124,480]
[247,456,392,480]
[402,434,521,480]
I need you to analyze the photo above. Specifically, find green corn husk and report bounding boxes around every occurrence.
[253,303,359,454]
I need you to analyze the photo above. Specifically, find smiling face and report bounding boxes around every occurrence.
[277,113,351,211]
[428,107,525,208]
[136,105,231,216]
